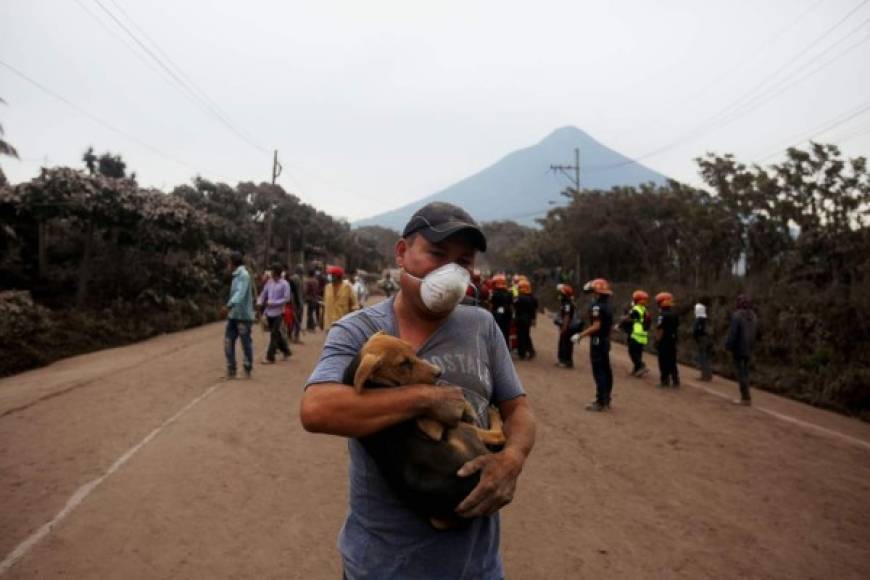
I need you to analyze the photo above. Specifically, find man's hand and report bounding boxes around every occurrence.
[423,386,467,428]
[455,447,524,518]
[220,305,229,318]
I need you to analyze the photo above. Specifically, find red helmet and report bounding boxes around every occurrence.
[556,283,574,297]
[583,278,612,295]
[326,265,344,278]
[632,290,649,304]
[655,292,674,307]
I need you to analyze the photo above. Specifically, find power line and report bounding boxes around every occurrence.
[105,0,268,153]
[584,0,870,174]
[0,58,223,179]
[756,98,870,162]
[90,0,270,155]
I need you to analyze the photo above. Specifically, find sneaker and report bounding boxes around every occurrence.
[657,382,670,389]
[585,401,610,412]
[637,367,650,377]
[223,371,237,381]
[732,398,751,406]
[261,358,275,365]
[282,352,291,361]
[243,368,252,379]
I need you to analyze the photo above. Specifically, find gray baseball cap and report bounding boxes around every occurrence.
[401,202,487,252]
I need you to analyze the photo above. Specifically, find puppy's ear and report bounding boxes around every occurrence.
[354,353,382,392]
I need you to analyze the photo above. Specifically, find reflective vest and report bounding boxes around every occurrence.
[631,304,648,345]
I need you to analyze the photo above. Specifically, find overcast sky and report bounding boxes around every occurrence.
[2,0,869,221]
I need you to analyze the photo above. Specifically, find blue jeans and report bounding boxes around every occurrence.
[225,319,253,374]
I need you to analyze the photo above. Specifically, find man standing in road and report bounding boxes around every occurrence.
[572,279,614,411]
[257,264,292,364]
[301,201,536,579]
[222,251,255,379]
[726,294,760,405]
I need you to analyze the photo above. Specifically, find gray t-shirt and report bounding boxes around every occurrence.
[305,296,525,580]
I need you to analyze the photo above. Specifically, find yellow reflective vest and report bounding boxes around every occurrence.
[631,304,649,345]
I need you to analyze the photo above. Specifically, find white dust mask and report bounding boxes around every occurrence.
[406,263,471,314]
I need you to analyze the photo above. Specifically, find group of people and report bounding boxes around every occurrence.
[218,198,765,578]
[221,256,373,378]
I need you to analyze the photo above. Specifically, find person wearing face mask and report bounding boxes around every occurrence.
[301,202,536,580]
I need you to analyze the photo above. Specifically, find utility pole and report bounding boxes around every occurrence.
[549,147,580,194]
[263,150,283,270]
[272,149,282,184]
[549,147,582,285]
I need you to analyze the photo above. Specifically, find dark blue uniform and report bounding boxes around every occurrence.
[588,296,613,406]
[656,308,680,387]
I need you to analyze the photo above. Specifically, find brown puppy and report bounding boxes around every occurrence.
[343,331,505,529]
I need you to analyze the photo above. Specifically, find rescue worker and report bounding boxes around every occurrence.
[572,278,614,411]
[555,283,576,368]
[489,274,513,349]
[626,290,651,377]
[654,291,680,388]
[514,279,538,360]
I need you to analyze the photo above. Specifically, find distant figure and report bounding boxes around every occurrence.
[289,265,305,343]
[626,290,651,377]
[725,295,760,406]
[380,272,398,298]
[555,283,576,368]
[303,269,320,331]
[514,279,538,360]
[573,279,614,411]
[221,251,255,379]
[352,274,368,307]
[655,292,680,388]
[258,264,292,364]
[693,300,713,381]
[323,265,359,329]
[489,274,513,349]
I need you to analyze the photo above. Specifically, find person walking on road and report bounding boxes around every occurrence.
[258,264,292,364]
[514,279,538,360]
[693,299,713,381]
[323,265,359,329]
[625,290,651,377]
[555,283,576,368]
[572,279,614,411]
[300,201,536,579]
[654,292,680,388]
[725,294,760,406]
[222,251,255,379]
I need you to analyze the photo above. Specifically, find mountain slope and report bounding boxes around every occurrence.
[353,126,668,229]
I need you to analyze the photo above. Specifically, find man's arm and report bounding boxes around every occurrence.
[300,383,467,439]
[455,395,536,518]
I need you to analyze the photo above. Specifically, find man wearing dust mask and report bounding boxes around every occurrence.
[301,202,536,579]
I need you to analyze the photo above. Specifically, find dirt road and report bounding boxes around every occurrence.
[2,309,869,579]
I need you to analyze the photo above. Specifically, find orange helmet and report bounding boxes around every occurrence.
[632,290,649,304]
[518,280,532,294]
[655,292,674,307]
[492,274,508,289]
[583,278,612,295]
[556,283,573,297]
